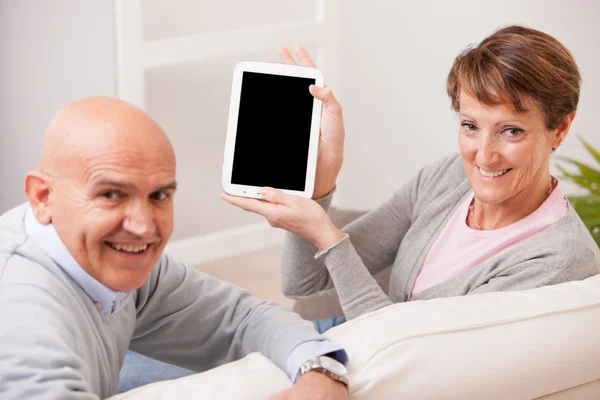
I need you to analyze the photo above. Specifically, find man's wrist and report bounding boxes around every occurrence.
[296,370,348,393]
[286,341,348,383]
[299,355,349,387]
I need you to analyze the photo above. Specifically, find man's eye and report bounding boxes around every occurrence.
[152,191,168,201]
[101,191,119,200]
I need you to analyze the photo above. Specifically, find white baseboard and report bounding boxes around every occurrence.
[165,222,285,266]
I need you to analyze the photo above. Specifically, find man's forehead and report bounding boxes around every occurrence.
[88,173,177,192]
[78,151,176,183]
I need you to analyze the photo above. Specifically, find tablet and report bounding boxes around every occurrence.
[222,61,324,199]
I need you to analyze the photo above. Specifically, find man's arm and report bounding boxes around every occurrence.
[0,284,100,400]
[131,254,347,378]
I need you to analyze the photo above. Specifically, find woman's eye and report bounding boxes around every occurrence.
[461,122,477,131]
[503,128,524,138]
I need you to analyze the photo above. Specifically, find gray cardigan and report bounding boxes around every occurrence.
[0,204,326,399]
[282,154,600,319]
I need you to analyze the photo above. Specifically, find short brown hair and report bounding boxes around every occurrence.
[447,25,581,130]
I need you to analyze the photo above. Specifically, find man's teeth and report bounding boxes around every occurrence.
[479,168,510,177]
[110,243,148,253]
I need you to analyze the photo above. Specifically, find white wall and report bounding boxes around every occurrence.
[133,1,324,241]
[0,0,117,213]
[2,0,598,219]
[335,0,600,210]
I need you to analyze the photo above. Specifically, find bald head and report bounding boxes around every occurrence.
[26,96,178,291]
[40,96,175,177]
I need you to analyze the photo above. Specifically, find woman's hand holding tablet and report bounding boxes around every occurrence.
[221,46,345,200]
[277,46,345,200]
[221,46,347,252]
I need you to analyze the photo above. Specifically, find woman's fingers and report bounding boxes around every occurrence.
[221,192,295,229]
[293,45,316,68]
[309,86,343,124]
[220,188,296,213]
[277,45,317,68]
[277,46,296,64]
[220,193,274,217]
[260,187,295,207]
[309,85,335,104]
[222,191,329,245]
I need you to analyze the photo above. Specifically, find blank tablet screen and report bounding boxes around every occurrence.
[231,71,316,191]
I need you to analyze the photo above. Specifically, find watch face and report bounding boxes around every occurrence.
[319,356,348,376]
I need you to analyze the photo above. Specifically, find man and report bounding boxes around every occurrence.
[0,97,349,399]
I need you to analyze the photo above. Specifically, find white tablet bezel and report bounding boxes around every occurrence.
[222,61,324,199]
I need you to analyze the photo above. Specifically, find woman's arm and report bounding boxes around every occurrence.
[280,178,419,299]
[468,237,599,296]
[222,154,463,319]
[223,167,425,319]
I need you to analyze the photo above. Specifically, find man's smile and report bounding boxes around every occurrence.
[105,241,152,255]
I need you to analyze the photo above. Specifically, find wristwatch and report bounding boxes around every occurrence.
[299,355,349,386]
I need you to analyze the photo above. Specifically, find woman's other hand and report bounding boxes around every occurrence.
[278,46,345,199]
[221,187,344,251]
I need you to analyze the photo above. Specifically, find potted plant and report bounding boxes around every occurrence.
[556,134,600,248]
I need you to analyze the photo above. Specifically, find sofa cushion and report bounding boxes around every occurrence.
[112,274,600,399]
[324,274,600,399]
[110,352,290,399]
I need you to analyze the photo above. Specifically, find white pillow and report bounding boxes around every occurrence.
[325,274,600,399]
[113,275,600,399]
[109,353,291,400]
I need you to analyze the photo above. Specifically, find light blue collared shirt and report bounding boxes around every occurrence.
[24,206,347,381]
[24,206,133,313]
[286,340,347,382]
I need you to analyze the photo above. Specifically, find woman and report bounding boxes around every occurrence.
[222,25,600,332]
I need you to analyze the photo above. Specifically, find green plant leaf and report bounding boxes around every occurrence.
[557,135,600,248]
[568,195,600,205]
[578,214,600,231]
[556,165,600,196]
[588,226,600,249]
[556,155,600,183]
[577,134,600,165]
[568,195,600,219]
[570,198,600,246]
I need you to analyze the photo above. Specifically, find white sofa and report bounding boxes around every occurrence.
[111,274,600,399]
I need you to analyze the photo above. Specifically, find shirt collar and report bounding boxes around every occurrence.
[24,206,133,314]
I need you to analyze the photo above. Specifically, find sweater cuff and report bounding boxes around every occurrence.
[314,233,350,260]
[312,234,394,319]
[313,185,336,212]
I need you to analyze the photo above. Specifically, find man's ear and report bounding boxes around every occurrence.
[24,171,52,224]
[552,111,576,150]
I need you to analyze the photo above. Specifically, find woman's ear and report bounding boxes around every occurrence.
[24,171,52,224]
[552,111,576,150]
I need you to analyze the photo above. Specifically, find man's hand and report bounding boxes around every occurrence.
[269,371,349,400]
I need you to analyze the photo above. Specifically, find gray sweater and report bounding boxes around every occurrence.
[0,204,326,399]
[282,154,600,319]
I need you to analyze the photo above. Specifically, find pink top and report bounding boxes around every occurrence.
[411,182,568,296]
